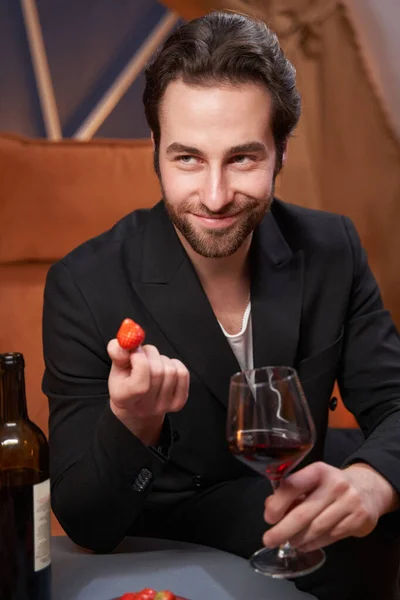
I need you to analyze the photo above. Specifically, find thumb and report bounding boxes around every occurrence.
[107,338,132,371]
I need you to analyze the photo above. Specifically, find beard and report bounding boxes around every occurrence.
[162,184,274,259]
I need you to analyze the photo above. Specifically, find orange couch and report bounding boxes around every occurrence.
[0,134,163,533]
[0,133,162,433]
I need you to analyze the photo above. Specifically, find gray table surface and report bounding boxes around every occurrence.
[51,536,314,600]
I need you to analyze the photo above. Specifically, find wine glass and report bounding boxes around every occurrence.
[227,366,326,578]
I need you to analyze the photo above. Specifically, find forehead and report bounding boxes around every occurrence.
[159,79,274,146]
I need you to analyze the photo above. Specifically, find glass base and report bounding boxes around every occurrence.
[250,544,326,579]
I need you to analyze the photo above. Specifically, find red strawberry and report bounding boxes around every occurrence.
[119,594,138,600]
[154,592,176,600]
[117,318,145,351]
[137,589,157,600]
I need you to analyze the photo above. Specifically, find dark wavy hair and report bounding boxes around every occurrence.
[143,11,301,176]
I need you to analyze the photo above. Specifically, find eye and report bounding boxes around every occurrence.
[177,155,198,165]
[231,155,255,165]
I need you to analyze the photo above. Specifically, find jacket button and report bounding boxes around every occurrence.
[131,468,152,492]
[329,396,338,411]
[192,475,203,488]
[172,430,180,442]
[140,468,152,481]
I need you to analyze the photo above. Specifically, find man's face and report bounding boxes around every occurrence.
[158,80,277,258]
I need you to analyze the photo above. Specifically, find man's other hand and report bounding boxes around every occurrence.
[263,461,399,552]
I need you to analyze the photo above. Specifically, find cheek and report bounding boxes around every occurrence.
[161,166,203,200]
[230,168,274,199]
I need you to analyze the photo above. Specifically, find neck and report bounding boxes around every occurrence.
[0,367,28,422]
[176,230,252,289]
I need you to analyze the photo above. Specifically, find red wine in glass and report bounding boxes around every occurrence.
[227,366,326,578]
[229,429,312,482]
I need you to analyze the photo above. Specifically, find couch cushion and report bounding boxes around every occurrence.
[0,134,161,262]
[0,263,50,435]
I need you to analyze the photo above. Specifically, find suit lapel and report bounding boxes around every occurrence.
[251,208,304,370]
[129,202,240,409]
[127,201,304,408]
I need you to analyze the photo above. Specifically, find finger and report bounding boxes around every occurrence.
[117,349,151,400]
[107,339,132,371]
[288,496,353,549]
[108,347,151,407]
[156,356,178,411]
[169,359,190,412]
[263,483,337,548]
[296,533,338,553]
[330,507,376,539]
[296,515,356,552]
[297,507,376,553]
[141,345,164,397]
[265,463,327,524]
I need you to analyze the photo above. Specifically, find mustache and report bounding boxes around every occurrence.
[181,200,259,218]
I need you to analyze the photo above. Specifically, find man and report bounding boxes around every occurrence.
[42,11,400,599]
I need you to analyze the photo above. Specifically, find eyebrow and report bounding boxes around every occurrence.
[229,142,266,154]
[166,141,267,156]
[166,143,201,156]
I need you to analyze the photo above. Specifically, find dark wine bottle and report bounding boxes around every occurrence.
[0,353,51,600]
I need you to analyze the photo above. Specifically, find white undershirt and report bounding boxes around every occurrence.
[218,302,254,373]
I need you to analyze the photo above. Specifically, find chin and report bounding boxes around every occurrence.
[188,234,245,259]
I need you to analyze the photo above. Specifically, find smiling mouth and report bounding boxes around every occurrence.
[193,212,241,219]
[192,213,241,228]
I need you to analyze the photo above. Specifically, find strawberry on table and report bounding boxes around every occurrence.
[119,594,139,600]
[136,589,157,600]
[154,591,176,600]
[117,318,145,351]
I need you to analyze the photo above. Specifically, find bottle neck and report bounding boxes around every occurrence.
[0,366,28,422]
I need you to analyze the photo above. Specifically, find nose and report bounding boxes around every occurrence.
[202,166,233,213]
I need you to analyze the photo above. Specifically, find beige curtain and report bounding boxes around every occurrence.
[344,0,400,142]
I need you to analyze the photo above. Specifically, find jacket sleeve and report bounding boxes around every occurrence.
[42,260,172,553]
[338,217,400,504]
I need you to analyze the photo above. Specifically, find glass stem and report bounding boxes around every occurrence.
[278,541,297,559]
[269,477,298,560]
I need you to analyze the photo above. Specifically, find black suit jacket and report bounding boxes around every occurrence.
[42,199,400,552]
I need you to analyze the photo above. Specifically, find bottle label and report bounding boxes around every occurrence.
[33,479,51,572]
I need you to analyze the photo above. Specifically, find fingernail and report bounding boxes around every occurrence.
[264,513,278,525]
[263,534,275,548]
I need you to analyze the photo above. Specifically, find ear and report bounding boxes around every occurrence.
[150,131,155,150]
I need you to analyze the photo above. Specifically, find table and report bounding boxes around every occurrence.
[52,536,314,600]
